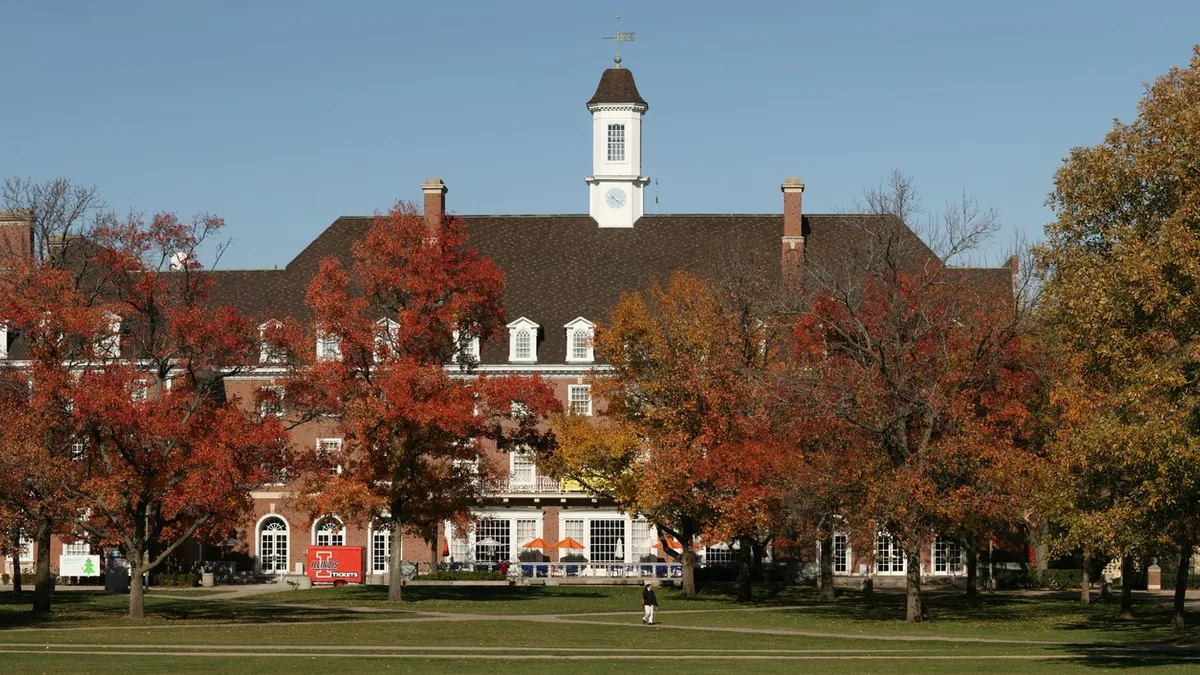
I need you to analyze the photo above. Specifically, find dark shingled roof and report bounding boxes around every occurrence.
[587,68,648,109]
[203,213,957,365]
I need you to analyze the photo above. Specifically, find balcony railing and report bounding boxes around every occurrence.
[503,475,586,494]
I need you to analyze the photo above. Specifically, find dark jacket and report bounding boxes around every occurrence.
[642,587,658,607]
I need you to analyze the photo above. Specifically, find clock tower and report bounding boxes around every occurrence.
[585,62,649,228]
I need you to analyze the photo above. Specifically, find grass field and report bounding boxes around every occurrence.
[2,585,1200,672]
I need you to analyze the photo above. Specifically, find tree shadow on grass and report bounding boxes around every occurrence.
[273,584,613,606]
[0,591,378,629]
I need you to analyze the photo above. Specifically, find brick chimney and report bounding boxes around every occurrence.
[0,209,33,261]
[421,178,448,240]
[781,177,805,275]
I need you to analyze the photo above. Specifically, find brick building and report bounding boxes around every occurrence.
[3,60,1016,584]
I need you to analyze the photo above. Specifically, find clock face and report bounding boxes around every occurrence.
[605,187,627,209]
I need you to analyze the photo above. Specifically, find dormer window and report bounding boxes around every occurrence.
[0,322,7,360]
[97,313,121,359]
[607,124,625,162]
[452,328,480,366]
[259,320,285,364]
[316,331,342,362]
[374,318,400,361]
[564,317,595,363]
[506,317,539,363]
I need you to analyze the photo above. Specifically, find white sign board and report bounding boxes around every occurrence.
[60,554,101,577]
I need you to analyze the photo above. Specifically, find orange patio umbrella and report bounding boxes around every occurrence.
[652,538,684,551]
[521,538,553,549]
[556,537,585,550]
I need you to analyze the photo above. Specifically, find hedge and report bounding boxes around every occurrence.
[992,568,1083,590]
[1159,572,1200,590]
[417,570,506,581]
[150,572,200,587]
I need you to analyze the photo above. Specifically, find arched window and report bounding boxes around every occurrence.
[514,330,531,360]
[313,515,345,546]
[257,516,290,574]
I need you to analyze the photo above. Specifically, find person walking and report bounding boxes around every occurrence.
[642,582,658,625]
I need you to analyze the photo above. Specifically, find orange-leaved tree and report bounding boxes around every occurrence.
[273,202,559,601]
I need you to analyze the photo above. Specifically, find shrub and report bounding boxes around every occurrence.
[992,568,1083,590]
[1159,572,1200,590]
[418,570,506,581]
[1,573,9,585]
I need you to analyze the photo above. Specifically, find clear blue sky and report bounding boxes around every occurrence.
[3,1,1197,270]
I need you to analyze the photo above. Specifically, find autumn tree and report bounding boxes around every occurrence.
[0,177,105,614]
[57,212,285,619]
[274,202,559,602]
[781,172,1038,622]
[1038,45,1200,629]
[544,266,784,598]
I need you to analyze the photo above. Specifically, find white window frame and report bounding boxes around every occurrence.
[506,317,539,364]
[445,509,545,563]
[62,540,91,556]
[0,322,8,359]
[607,123,625,162]
[834,533,850,575]
[312,514,346,546]
[874,533,906,576]
[97,313,121,359]
[258,385,284,418]
[259,320,285,364]
[256,514,290,574]
[932,535,965,576]
[374,317,400,361]
[564,317,595,363]
[509,450,536,490]
[316,331,342,362]
[368,519,395,574]
[557,510,639,564]
[568,384,592,416]
[452,328,480,366]
[316,438,343,475]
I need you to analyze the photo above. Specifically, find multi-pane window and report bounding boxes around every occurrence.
[317,333,342,361]
[705,544,737,565]
[69,442,85,461]
[453,328,479,365]
[631,519,654,561]
[259,321,286,364]
[589,519,626,563]
[514,330,532,361]
[476,519,511,562]
[449,529,471,563]
[564,519,585,544]
[607,124,625,162]
[259,517,289,573]
[317,438,343,475]
[62,540,90,556]
[97,314,121,359]
[833,534,848,574]
[515,519,537,556]
[568,385,592,416]
[259,386,284,418]
[510,451,535,488]
[934,536,963,574]
[371,527,391,574]
[315,517,344,546]
[375,318,400,361]
[875,533,905,574]
[571,330,590,361]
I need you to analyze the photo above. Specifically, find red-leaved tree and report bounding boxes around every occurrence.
[273,202,559,601]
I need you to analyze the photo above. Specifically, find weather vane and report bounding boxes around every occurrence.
[601,11,635,67]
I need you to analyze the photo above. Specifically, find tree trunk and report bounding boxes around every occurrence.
[1172,542,1192,631]
[430,537,437,576]
[128,565,146,619]
[905,550,923,623]
[818,531,835,602]
[965,541,978,598]
[681,546,697,597]
[32,517,52,614]
[735,538,752,602]
[1119,554,1134,620]
[387,521,403,602]
[1080,553,1090,605]
[11,552,21,595]
[1034,518,1049,573]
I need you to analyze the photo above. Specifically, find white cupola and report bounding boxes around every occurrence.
[585,64,649,228]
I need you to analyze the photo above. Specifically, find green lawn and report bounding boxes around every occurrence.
[2,585,1199,672]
